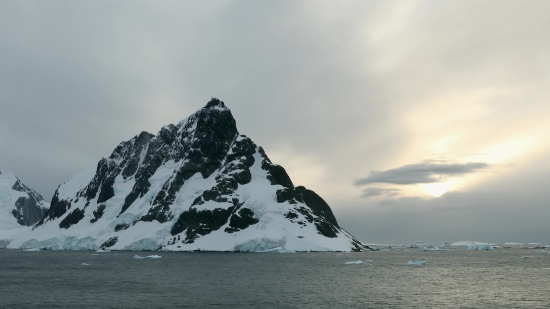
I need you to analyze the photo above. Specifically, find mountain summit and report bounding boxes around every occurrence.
[9,99,371,251]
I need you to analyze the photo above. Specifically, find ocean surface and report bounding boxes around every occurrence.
[1,248,549,308]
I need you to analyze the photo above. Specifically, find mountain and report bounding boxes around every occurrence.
[0,170,49,247]
[9,99,371,252]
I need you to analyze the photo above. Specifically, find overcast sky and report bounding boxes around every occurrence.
[1,0,549,244]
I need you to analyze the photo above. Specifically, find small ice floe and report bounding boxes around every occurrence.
[336,254,344,256]
[408,260,427,266]
[81,263,90,266]
[23,248,40,252]
[365,260,373,262]
[344,260,363,265]
[539,250,548,254]
[380,249,390,252]
[421,246,450,252]
[522,256,533,259]
[133,255,162,259]
[95,249,111,253]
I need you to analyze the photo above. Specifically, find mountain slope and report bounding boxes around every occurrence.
[9,99,371,252]
[0,170,49,245]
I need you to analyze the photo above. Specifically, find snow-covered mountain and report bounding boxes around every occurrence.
[9,99,371,252]
[0,170,49,247]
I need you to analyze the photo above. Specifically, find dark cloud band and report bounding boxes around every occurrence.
[361,187,401,198]
[355,161,489,185]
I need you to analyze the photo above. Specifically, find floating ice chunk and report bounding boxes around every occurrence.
[467,244,494,250]
[133,255,162,259]
[81,263,90,266]
[95,249,111,253]
[408,260,427,266]
[522,256,533,259]
[365,260,373,262]
[23,248,40,252]
[92,254,99,256]
[421,246,450,252]
[380,249,390,252]
[344,260,363,265]
[539,250,548,254]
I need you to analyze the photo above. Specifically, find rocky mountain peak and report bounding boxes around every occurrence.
[15,98,371,252]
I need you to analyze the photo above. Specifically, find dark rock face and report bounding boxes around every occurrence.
[59,208,85,229]
[10,179,48,226]
[225,208,259,233]
[90,204,106,223]
[114,223,130,232]
[36,191,70,227]
[170,206,236,243]
[100,237,118,249]
[276,186,340,238]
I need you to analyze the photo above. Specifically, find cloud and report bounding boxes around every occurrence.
[361,187,401,198]
[355,161,489,185]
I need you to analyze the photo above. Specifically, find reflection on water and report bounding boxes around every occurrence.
[0,248,548,308]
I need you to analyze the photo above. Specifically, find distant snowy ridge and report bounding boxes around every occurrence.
[0,170,49,246]
[8,99,372,252]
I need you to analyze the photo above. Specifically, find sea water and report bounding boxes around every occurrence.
[0,248,548,308]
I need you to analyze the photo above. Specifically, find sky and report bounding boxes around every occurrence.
[1,0,549,244]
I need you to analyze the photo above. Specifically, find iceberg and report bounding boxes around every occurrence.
[408,260,427,266]
[259,247,296,253]
[95,249,111,253]
[81,263,90,266]
[344,260,363,265]
[467,244,494,250]
[234,238,287,252]
[421,246,450,252]
[23,248,40,252]
[452,241,496,250]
